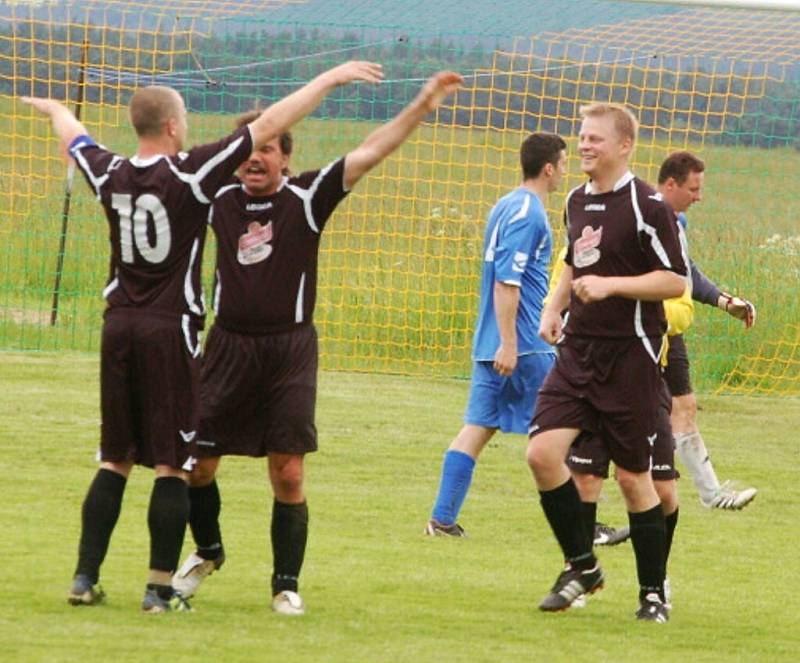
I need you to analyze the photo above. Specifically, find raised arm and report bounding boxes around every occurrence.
[20,97,87,152]
[249,61,385,150]
[343,71,463,190]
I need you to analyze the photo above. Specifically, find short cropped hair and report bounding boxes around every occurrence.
[579,102,639,145]
[658,151,705,185]
[129,86,182,137]
[520,132,567,180]
[235,109,293,159]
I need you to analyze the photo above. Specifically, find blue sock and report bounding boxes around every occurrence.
[431,450,476,525]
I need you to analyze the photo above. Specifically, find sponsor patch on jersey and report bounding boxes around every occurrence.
[237,221,274,265]
[512,251,529,273]
[584,203,606,211]
[573,225,603,268]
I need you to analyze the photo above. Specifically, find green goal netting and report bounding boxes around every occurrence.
[2,0,799,394]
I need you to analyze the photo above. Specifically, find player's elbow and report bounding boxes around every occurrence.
[662,271,686,299]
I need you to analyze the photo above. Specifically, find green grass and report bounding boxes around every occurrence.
[2,93,800,391]
[1,352,798,662]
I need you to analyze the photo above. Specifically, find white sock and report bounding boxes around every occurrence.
[674,431,720,503]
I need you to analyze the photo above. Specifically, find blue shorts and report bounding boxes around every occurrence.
[464,352,556,434]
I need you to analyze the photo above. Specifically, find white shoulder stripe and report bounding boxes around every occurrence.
[73,148,109,199]
[285,159,339,234]
[631,181,671,269]
[214,183,241,200]
[508,193,531,225]
[168,135,246,205]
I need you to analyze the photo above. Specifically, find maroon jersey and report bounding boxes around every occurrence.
[563,172,686,346]
[69,126,253,323]
[209,158,349,334]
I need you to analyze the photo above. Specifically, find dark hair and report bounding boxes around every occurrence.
[235,109,293,165]
[520,132,567,180]
[658,151,705,185]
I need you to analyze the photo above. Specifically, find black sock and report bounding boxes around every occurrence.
[271,500,309,595]
[580,501,598,548]
[539,479,596,569]
[664,508,679,571]
[188,480,224,560]
[146,582,174,601]
[148,477,189,573]
[75,469,127,584]
[629,505,666,601]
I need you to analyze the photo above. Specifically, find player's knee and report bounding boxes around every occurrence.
[526,438,555,474]
[672,393,698,430]
[188,458,219,486]
[270,455,305,500]
[654,481,678,513]
[573,472,604,501]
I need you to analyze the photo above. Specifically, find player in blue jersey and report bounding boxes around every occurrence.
[425,132,566,537]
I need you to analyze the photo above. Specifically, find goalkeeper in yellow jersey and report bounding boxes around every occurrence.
[656,152,757,510]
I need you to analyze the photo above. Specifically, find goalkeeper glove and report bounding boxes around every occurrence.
[718,291,756,329]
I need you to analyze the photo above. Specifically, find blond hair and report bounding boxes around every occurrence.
[579,102,639,145]
[129,86,183,137]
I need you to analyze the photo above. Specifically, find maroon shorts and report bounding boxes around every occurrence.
[663,333,692,397]
[100,309,200,470]
[198,324,318,457]
[567,379,678,481]
[531,335,663,473]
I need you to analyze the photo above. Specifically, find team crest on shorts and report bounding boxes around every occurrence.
[573,225,603,268]
[238,221,273,265]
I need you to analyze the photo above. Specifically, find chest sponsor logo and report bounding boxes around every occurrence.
[573,225,603,268]
[246,202,273,212]
[237,220,273,265]
[584,203,606,211]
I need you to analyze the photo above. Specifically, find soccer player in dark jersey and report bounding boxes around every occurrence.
[171,71,463,615]
[21,59,384,613]
[527,103,687,622]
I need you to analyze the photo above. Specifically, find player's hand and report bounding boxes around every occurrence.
[419,71,463,112]
[20,96,60,116]
[539,309,563,345]
[718,291,756,329]
[493,343,517,377]
[322,61,384,87]
[572,275,612,303]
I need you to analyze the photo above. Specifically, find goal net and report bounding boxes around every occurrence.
[2,0,798,393]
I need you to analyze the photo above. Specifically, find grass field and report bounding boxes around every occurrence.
[2,93,799,392]
[1,352,797,662]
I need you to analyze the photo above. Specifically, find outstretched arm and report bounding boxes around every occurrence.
[343,71,463,190]
[691,259,755,328]
[20,97,87,153]
[249,61,385,149]
[690,259,722,307]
